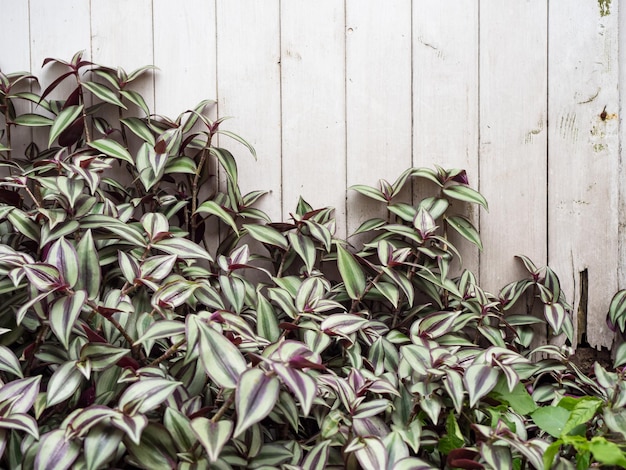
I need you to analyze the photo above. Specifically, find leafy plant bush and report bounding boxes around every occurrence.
[0,52,625,469]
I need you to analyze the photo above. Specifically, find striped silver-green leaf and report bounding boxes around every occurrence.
[0,345,23,378]
[88,138,133,164]
[609,289,626,332]
[346,436,388,470]
[49,290,86,350]
[34,429,80,470]
[0,376,41,414]
[13,114,53,127]
[234,368,279,437]
[120,117,155,145]
[0,413,39,439]
[445,215,483,250]
[463,364,500,408]
[272,363,316,416]
[153,237,213,261]
[45,237,79,288]
[83,425,123,470]
[301,441,331,470]
[288,232,316,274]
[75,230,100,300]
[191,417,233,463]
[46,361,83,407]
[336,244,366,300]
[194,318,246,389]
[134,320,185,348]
[7,209,39,242]
[442,184,488,210]
[196,201,238,233]
[49,105,83,147]
[243,224,288,250]
[256,293,280,342]
[23,263,62,292]
[118,378,181,415]
[81,81,126,109]
[79,343,130,371]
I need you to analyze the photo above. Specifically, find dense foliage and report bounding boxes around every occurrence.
[1,52,626,469]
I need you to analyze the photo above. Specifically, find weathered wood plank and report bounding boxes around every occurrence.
[280,0,346,235]
[345,0,412,238]
[216,0,282,221]
[479,1,548,294]
[91,0,155,111]
[548,1,619,349]
[0,0,31,156]
[413,1,480,276]
[153,0,216,119]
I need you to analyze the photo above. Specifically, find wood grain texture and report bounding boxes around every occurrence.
[479,0,548,293]
[413,1,479,276]
[216,0,282,221]
[280,0,347,236]
[549,1,619,349]
[345,0,412,238]
[91,0,155,111]
[154,0,216,119]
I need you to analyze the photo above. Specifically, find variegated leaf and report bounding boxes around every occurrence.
[191,417,233,463]
[234,368,279,437]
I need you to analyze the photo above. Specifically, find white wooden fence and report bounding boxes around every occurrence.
[1,0,623,349]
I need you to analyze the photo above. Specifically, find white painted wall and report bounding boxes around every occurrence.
[0,0,621,349]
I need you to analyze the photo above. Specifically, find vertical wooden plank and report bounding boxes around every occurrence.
[216,0,281,221]
[0,0,31,157]
[153,0,216,119]
[479,1,548,293]
[549,1,619,349]
[30,0,91,98]
[0,0,30,72]
[281,0,346,235]
[413,1,480,275]
[345,0,412,238]
[621,0,626,294]
[91,0,155,110]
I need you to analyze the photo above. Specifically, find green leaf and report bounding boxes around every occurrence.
[589,437,626,467]
[336,244,366,300]
[442,184,488,210]
[164,156,197,174]
[191,418,233,463]
[46,361,83,407]
[34,429,80,470]
[48,290,87,350]
[210,147,238,184]
[531,406,571,438]
[216,129,257,159]
[243,224,288,250]
[196,201,238,233]
[256,294,280,342]
[81,81,127,109]
[12,114,53,127]
[49,105,83,147]
[88,138,133,164]
[491,378,537,415]
[561,397,602,436]
[234,368,280,437]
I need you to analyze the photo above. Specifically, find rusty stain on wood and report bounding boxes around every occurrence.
[598,0,611,17]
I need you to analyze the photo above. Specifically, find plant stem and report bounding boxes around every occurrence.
[149,338,186,367]
[211,392,235,423]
